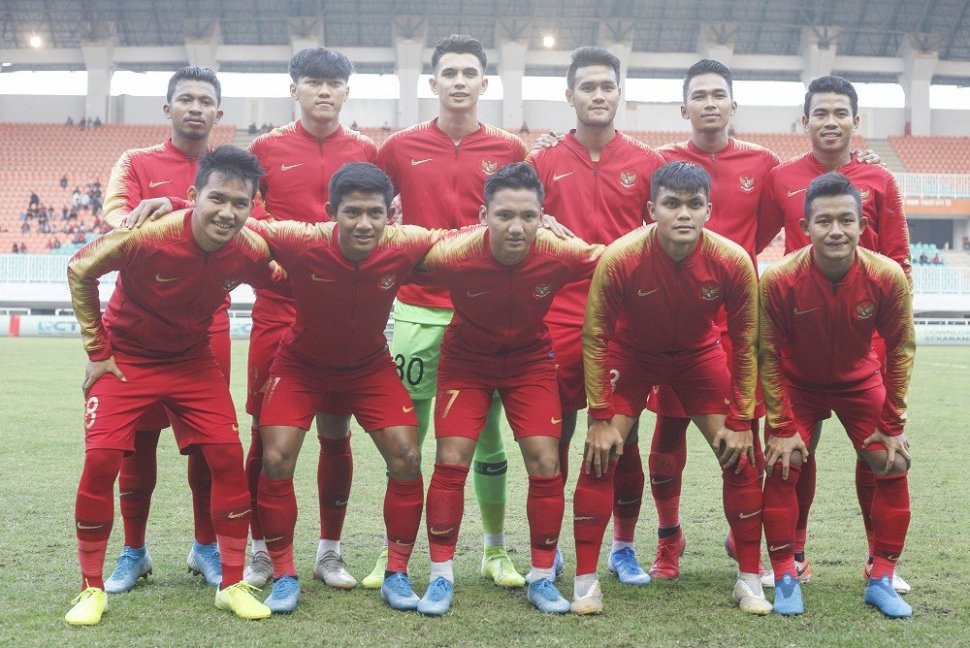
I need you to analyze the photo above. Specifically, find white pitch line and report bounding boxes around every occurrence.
[921,361,970,370]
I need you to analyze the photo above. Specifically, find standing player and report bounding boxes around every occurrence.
[757,75,911,592]
[243,47,378,590]
[574,161,769,616]
[525,46,664,586]
[372,34,529,588]
[414,163,602,616]
[644,59,780,583]
[249,163,431,613]
[64,147,281,625]
[100,66,228,592]
[759,172,914,618]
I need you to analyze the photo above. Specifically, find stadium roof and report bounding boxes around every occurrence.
[1,0,969,82]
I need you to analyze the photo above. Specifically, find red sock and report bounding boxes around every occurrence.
[425,464,467,564]
[245,426,264,541]
[794,454,816,554]
[870,472,910,579]
[558,442,570,485]
[318,436,353,541]
[118,429,160,548]
[76,448,124,590]
[763,463,801,578]
[200,444,250,586]
[573,461,615,575]
[257,473,297,578]
[649,415,688,530]
[855,459,877,555]
[528,474,564,569]
[188,451,215,545]
[722,455,764,574]
[612,444,644,543]
[385,476,424,573]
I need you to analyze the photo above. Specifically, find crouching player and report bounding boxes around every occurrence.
[760,172,914,618]
[576,161,768,615]
[65,146,284,624]
[414,163,603,615]
[250,163,434,613]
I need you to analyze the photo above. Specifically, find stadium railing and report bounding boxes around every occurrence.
[896,173,970,199]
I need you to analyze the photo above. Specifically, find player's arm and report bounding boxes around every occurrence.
[758,272,809,478]
[877,176,913,289]
[67,231,137,392]
[755,169,784,254]
[581,249,627,476]
[864,264,916,470]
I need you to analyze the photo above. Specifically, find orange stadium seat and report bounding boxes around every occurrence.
[0,123,236,254]
[888,135,970,173]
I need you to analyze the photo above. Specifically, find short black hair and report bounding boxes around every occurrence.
[288,47,354,83]
[483,162,544,206]
[431,34,487,73]
[195,146,264,198]
[804,75,858,117]
[650,161,711,202]
[804,172,862,221]
[328,162,394,210]
[566,46,620,90]
[683,59,733,102]
[167,66,221,105]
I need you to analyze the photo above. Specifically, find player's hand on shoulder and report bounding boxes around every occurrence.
[124,197,174,229]
[765,433,809,480]
[584,419,624,478]
[531,130,562,151]
[854,148,883,166]
[83,356,126,396]
[541,213,574,239]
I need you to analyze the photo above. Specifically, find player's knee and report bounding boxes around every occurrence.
[387,445,421,481]
[526,451,560,478]
[260,445,298,478]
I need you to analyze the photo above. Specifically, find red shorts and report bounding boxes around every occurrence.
[547,319,585,412]
[610,345,731,418]
[246,317,292,417]
[85,354,241,454]
[774,381,888,451]
[435,358,561,440]
[259,351,418,432]
[133,327,232,431]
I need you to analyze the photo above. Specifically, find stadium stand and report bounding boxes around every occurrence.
[0,123,236,254]
[888,135,970,173]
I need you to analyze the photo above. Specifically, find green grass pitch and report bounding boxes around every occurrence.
[1,338,967,647]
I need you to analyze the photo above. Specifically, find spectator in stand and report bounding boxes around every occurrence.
[60,175,69,189]
[21,220,30,234]
[918,252,928,265]
[248,122,258,135]
[66,116,74,127]
[93,116,102,128]
[72,187,82,209]
[29,191,40,209]
[19,243,27,253]
[11,243,19,254]
[62,206,70,221]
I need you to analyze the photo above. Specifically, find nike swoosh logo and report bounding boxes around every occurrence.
[149,180,171,188]
[76,522,103,530]
[411,158,433,166]
[886,554,899,561]
[739,509,762,519]
[265,535,284,543]
[429,527,454,536]
[573,516,594,521]
[637,288,659,297]
[227,509,251,519]
[467,289,489,297]
[616,498,640,506]
[281,163,303,171]
[119,491,134,497]
[553,172,574,181]
[768,543,791,552]
[482,465,506,475]
[155,274,179,282]
[335,499,348,506]
[651,477,672,485]
[403,405,415,413]
[232,424,239,432]
[787,188,807,197]
[542,538,558,545]
[551,417,563,425]
[311,274,336,282]
[794,307,818,315]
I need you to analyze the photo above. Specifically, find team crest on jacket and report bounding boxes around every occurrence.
[481,159,498,175]
[619,170,637,188]
[700,284,721,301]
[859,187,871,202]
[533,283,552,298]
[223,278,241,292]
[739,176,755,192]
[855,300,875,319]
[379,273,397,290]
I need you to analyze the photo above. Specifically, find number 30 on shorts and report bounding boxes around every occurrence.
[395,354,425,387]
